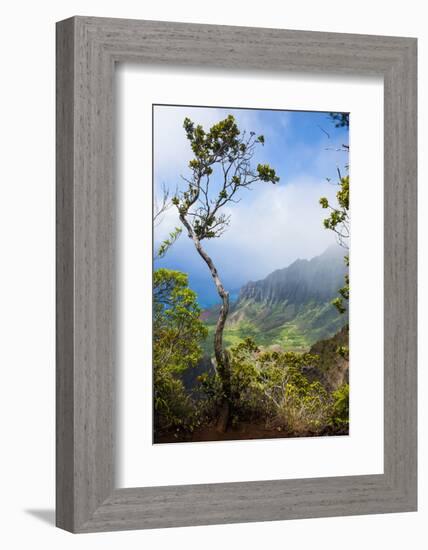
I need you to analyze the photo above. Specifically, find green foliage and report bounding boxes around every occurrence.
[331,296,346,315]
[154,369,201,434]
[276,377,331,435]
[198,338,346,436]
[329,112,350,128]
[172,114,280,422]
[176,115,279,240]
[309,325,349,391]
[153,113,351,440]
[257,163,280,183]
[336,345,349,360]
[201,298,347,355]
[155,226,182,259]
[319,175,349,235]
[330,383,349,430]
[153,269,207,432]
[320,113,350,317]
[320,170,349,314]
[331,271,349,314]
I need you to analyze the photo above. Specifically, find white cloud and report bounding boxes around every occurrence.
[154,105,230,186]
[155,175,338,285]
[153,105,341,287]
[153,105,271,192]
[205,176,337,282]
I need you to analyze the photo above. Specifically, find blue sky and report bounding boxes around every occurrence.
[153,105,349,307]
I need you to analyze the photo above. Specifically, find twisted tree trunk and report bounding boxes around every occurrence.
[179,214,231,431]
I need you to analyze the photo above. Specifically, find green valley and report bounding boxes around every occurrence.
[201,245,348,354]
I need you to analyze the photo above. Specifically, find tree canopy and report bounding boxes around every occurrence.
[172,114,279,430]
[153,268,207,374]
[153,269,207,432]
[173,114,279,241]
[319,113,350,315]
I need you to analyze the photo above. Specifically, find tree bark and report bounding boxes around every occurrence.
[179,214,231,431]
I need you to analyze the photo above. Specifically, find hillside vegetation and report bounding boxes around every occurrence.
[153,112,350,443]
[202,246,348,353]
[154,247,349,443]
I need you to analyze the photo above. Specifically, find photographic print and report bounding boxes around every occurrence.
[153,104,349,444]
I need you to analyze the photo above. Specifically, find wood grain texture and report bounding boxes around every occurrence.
[56,16,417,533]
[56,18,75,531]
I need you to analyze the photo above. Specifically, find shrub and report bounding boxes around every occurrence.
[154,369,201,433]
[153,268,207,434]
[199,338,337,435]
[330,383,349,432]
[269,376,332,435]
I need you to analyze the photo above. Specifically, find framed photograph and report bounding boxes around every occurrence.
[56,16,417,532]
[150,103,351,446]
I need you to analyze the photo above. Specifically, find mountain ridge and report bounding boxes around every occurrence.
[203,245,348,352]
[237,245,347,307]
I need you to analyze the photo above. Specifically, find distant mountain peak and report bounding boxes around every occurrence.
[237,246,347,307]
[200,246,349,353]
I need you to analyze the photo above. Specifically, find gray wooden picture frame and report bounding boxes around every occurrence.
[56,16,417,533]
